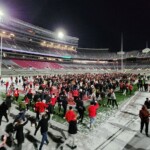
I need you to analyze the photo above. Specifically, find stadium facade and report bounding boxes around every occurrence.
[0,15,150,76]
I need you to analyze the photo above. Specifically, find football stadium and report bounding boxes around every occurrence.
[0,2,150,150]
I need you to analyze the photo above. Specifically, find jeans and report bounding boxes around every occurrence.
[141,120,149,135]
[112,99,118,108]
[39,132,49,150]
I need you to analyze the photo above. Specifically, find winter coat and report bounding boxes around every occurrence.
[0,102,8,114]
[139,108,149,122]
[14,120,28,144]
[62,96,68,107]
[144,100,150,109]
[35,113,50,134]
[5,96,12,108]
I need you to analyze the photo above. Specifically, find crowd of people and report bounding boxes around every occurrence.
[0,72,148,150]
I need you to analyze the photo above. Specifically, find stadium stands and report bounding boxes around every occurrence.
[0,15,150,77]
[11,59,63,69]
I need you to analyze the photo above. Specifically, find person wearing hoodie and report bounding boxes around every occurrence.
[139,105,150,137]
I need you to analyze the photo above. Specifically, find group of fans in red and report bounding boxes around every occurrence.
[0,73,148,150]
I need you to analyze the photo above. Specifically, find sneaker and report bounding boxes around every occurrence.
[46,141,49,145]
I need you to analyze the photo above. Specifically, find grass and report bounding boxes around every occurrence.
[0,84,138,124]
[0,92,24,103]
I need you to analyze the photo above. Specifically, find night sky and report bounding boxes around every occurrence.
[1,0,150,51]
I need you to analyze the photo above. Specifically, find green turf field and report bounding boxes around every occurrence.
[0,84,138,124]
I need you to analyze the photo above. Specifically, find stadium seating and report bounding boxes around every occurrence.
[11,59,63,69]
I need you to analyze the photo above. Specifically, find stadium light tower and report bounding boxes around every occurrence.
[121,33,124,73]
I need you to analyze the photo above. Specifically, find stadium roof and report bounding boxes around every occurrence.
[77,48,109,51]
[142,48,150,53]
[0,15,79,46]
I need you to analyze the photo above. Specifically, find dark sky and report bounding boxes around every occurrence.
[1,0,150,51]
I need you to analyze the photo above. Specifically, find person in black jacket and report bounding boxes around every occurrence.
[26,90,33,107]
[58,117,78,150]
[14,118,28,150]
[139,105,150,137]
[76,99,85,123]
[5,95,12,115]
[57,94,63,114]
[34,113,50,150]
[144,98,150,109]
[0,102,9,126]
[62,95,68,117]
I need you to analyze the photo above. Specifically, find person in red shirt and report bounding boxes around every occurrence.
[14,88,19,101]
[139,105,150,136]
[34,99,41,121]
[50,94,57,106]
[65,106,76,123]
[5,81,9,93]
[38,100,48,115]
[47,93,57,119]
[129,83,133,95]
[72,89,79,102]
[88,101,99,129]
[125,82,129,94]
[24,95,30,111]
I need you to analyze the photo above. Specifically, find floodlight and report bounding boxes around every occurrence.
[58,31,64,39]
[10,33,15,37]
[0,10,4,16]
